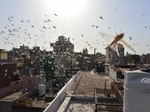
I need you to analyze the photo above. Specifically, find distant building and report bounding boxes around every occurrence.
[0,62,17,88]
[50,35,74,55]
[74,49,96,71]
[141,54,150,64]
[105,47,119,64]
[118,43,125,65]
[82,48,88,55]
[105,43,125,65]
[125,54,141,65]
[0,49,8,61]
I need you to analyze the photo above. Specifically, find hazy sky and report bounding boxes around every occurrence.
[0,0,150,54]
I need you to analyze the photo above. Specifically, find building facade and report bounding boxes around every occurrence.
[50,35,74,55]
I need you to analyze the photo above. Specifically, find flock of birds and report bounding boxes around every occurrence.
[0,13,59,48]
[0,13,137,51]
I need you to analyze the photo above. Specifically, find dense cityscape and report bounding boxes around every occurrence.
[0,34,150,112]
[0,0,150,112]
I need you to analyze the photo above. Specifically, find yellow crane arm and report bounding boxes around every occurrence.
[109,33,124,47]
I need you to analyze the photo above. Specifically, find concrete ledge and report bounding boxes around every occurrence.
[43,72,81,112]
[71,95,95,103]
[57,96,71,112]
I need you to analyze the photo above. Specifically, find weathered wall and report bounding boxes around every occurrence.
[0,76,40,98]
[109,66,117,80]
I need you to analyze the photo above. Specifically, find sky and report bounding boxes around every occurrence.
[0,0,150,54]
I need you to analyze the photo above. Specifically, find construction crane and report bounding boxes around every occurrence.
[99,32,136,53]
[108,33,124,47]
[100,32,136,65]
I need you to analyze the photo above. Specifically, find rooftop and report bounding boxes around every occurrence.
[44,71,122,112]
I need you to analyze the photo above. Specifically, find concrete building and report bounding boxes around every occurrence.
[0,49,8,61]
[50,36,74,55]
[117,43,125,65]
[105,43,125,66]
[105,47,119,65]
[141,54,150,64]
[0,62,17,89]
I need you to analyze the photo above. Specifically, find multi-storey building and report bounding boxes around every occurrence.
[50,35,74,55]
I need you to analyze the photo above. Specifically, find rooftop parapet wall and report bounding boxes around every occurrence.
[43,71,81,112]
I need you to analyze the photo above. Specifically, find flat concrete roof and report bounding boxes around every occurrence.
[74,71,112,96]
[67,102,95,112]
[44,71,115,112]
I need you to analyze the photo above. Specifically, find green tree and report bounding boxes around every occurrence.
[42,56,55,82]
